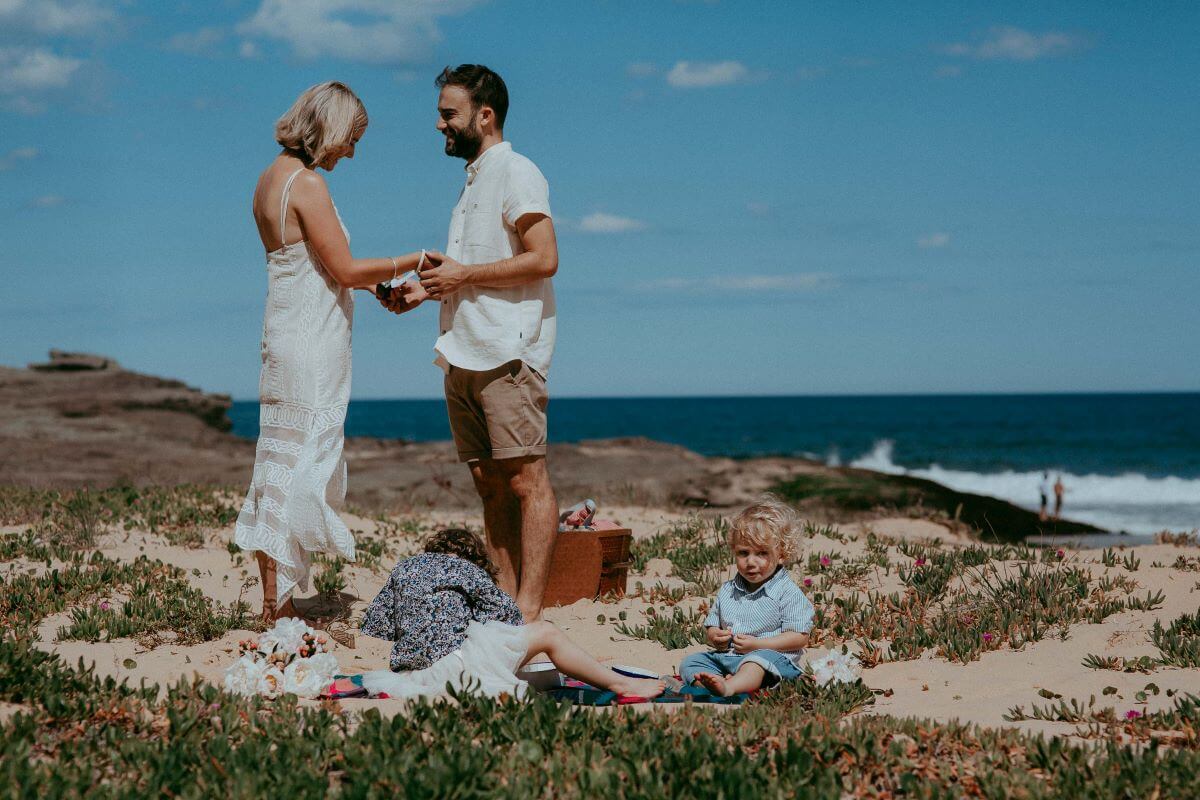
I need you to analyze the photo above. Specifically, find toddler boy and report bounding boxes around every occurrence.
[679,497,814,696]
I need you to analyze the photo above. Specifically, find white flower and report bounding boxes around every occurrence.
[257,666,285,699]
[283,657,329,698]
[307,652,339,682]
[258,617,313,655]
[809,649,861,686]
[224,654,266,697]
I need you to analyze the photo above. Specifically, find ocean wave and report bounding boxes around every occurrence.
[846,440,1200,535]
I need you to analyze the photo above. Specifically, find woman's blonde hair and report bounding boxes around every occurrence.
[729,495,801,563]
[274,81,368,168]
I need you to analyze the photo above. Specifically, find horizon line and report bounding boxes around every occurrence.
[228,389,1200,403]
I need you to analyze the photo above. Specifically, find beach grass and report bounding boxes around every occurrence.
[3,487,1200,797]
[1,636,1197,798]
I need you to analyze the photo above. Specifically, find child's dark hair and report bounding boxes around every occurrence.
[423,528,497,577]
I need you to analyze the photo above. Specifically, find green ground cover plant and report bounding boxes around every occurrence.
[614,605,707,650]
[0,484,239,549]
[1,530,257,643]
[1151,610,1200,668]
[624,520,1149,666]
[1083,609,1200,672]
[1,639,1198,798]
[803,540,1148,664]
[1005,684,1199,749]
[630,517,729,594]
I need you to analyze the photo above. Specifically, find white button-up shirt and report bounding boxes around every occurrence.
[434,141,556,376]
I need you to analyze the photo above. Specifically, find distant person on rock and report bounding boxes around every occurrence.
[1038,472,1051,521]
[1054,475,1065,520]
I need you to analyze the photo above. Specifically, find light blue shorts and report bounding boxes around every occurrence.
[679,649,802,688]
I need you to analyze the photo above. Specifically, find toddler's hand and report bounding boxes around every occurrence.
[732,634,760,654]
[708,627,733,650]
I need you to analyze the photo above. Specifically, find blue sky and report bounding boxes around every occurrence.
[2,1,1197,399]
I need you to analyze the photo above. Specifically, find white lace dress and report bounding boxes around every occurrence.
[236,167,356,602]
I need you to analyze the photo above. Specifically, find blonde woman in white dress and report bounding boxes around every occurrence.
[238,81,427,620]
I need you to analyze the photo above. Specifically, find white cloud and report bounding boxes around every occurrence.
[0,0,116,37]
[578,212,647,234]
[29,194,65,207]
[918,232,951,249]
[666,60,753,88]
[238,40,261,59]
[237,0,485,64]
[0,47,82,93]
[641,273,836,292]
[942,26,1087,62]
[166,27,226,56]
[0,145,38,170]
[626,62,659,78]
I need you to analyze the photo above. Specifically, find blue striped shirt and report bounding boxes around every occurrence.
[703,567,815,641]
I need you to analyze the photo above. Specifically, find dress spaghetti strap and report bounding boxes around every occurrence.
[278,167,305,249]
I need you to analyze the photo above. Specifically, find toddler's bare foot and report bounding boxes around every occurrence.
[610,676,665,699]
[695,672,731,697]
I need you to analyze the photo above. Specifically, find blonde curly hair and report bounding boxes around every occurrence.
[728,495,801,563]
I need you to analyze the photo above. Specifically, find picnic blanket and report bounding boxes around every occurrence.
[324,673,752,705]
[546,678,751,706]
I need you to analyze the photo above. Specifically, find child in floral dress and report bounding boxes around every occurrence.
[359,529,664,699]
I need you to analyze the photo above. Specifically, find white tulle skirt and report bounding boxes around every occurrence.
[359,621,531,700]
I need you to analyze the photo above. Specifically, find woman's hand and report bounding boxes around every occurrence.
[379,279,428,315]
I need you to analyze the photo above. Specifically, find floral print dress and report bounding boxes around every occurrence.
[360,553,524,671]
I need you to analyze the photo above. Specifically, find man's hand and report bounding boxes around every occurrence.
[378,279,428,315]
[731,634,761,655]
[418,250,469,300]
[707,627,733,651]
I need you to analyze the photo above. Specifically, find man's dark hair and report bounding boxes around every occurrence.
[435,64,509,129]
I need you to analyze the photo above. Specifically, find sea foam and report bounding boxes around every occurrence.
[845,440,1200,535]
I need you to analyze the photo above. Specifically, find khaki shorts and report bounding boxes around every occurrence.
[444,359,548,462]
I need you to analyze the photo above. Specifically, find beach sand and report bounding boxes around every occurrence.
[11,506,1198,740]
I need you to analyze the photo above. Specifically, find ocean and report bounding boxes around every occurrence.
[229,393,1200,536]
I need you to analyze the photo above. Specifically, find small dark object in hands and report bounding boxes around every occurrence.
[376,282,394,302]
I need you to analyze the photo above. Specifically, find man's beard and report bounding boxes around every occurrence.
[444,112,483,160]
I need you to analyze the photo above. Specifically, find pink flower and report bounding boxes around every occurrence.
[803,578,813,587]
[1056,549,1065,559]
[1125,710,1142,720]
[819,556,831,567]
[99,601,111,611]
[982,632,994,643]
[914,558,926,567]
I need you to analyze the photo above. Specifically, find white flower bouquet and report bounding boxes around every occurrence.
[808,648,861,686]
[223,617,340,699]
